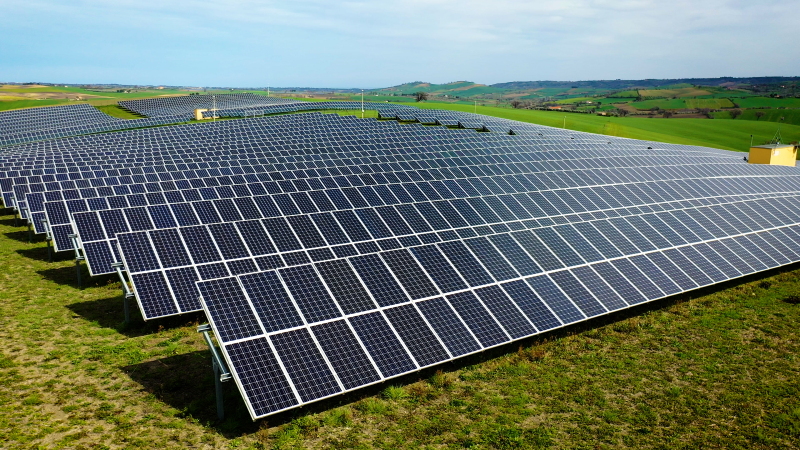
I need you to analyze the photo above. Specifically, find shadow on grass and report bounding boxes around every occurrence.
[122,350,260,436]
[17,245,73,263]
[66,294,207,337]
[124,263,800,435]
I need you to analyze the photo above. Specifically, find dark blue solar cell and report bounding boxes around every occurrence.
[270,329,341,402]
[253,195,282,218]
[357,186,384,206]
[665,247,718,285]
[553,225,604,263]
[627,215,671,249]
[384,303,450,366]
[349,312,416,377]
[463,237,518,281]
[150,228,191,268]
[350,254,409,307]
[83,241,115,275]
[280,265,341,323]
[290,192,319,214]
[197,276,262,342]
[414,202,451,230]
[526,275,585,323]
[446,291,508,347]
[325,189,353,209]
[432,200,469,228]
[312,320,381,390]
[500,279,561,331]
[117,232,160,273]
[473,285,536,338]
[315,259,376,314]
[98,209,129,238]
[287,215,327,248]
[131,271,179,319]
[645,252,697,291]
[262,218,303,252]
[179,226,222,264]
[310,213,350,245]
[609,218,657,252]
[192,201,222,224]
[570,222,623,259]
[629,254,682,295]
[333,210,372,242]
[74,212,105,242]
[170,203,200,226]
[355,208,393,239]
[438,240,494,287]
[569,265,627,311]
[308,190,336,212]
[549,270,607,317]
[488,233,542,276]
[164,267,202,312]
[411,245,468,293]
[610,258,663,300]
[214,198,243,222]
[227,259,258,275]
[416,298,481,357]
[233,197,263,220]
[235,220,276,256]
[148,204,177,229]
[208,223,250,259]
[394,204,432,233]
[341,188,369,208]
[449,199,485,226]
[239,271,303,332]
[512,230,566,271]
[380,249,439,299]
[375,206,413,236]
[225,338,298,417]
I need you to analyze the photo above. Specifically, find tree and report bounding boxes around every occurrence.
[616,108,629,117]
[755,111,765,120]
[662,111,673,118]
[510,100,522,109]
[414,91,428,102]
[730,109,742,119]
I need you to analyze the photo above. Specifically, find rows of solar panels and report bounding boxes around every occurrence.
[118,93,305,118]
[3,103,800,420]
[0,95,420,146]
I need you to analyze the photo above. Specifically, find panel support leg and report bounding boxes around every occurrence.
[198,324,232,420]
[69,234,84,289]
[112,262,135,325]
[27,222,32,244]
[42,219,52,262]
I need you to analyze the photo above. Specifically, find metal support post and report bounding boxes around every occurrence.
[69,234,84,289]
[42,219,52,262]
[111,262,135,324]
[198,324,232,420]
[27,222,32,244]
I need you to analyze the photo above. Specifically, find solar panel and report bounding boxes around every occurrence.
[4,102,800,420]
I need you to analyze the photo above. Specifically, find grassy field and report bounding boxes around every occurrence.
[94,105,146,120]
[638,88,712,98]
[411,102,800,151]
[629,99,687,110]
[685,98,735,109]
[713,109,800,127]
[1,205,800,449]
[734,98,800,109]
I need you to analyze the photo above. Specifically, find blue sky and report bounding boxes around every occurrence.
[1,0,798,88]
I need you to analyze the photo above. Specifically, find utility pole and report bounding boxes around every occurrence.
[474,100,477,114]
[361,89,364,119]
[563,116,566,129]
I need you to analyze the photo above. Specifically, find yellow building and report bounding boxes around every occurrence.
[748,144,798,167]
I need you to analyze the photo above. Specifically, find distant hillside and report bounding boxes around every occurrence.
[491,77,800,91]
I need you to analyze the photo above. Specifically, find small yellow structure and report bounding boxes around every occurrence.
[194,109,208,120]
[748,144,797,167]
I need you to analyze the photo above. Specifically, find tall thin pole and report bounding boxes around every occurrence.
[564,116,566,129]
[361,89,364,119]
[212,94,216,122]
[474,100,477,114]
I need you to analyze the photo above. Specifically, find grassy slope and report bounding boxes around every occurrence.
[411,102,800,151]
[0,213,799,449]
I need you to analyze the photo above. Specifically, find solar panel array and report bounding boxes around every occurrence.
[118,94,305,118]
[0,103,188,147]
[3,102,800,420]
[201,101,417,119]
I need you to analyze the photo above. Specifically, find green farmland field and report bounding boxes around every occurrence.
[685,98,735,109]
[734,97,800,109]
[713,109,800,126]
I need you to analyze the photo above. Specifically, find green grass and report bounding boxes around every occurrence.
[94,105,146,120]
[685,98,735,109]
[734,97,800,109]
[409,102,800,151]
[1,212,800,449]
[713,109,800,127]
[629,99,688,110]
[0,99,70,112]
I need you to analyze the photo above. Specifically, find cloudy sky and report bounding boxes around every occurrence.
[1,0,798,88]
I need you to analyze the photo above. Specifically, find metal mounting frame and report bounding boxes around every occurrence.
[111,262,135,324]
[68,234,84,289]
[198,324,232,420]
